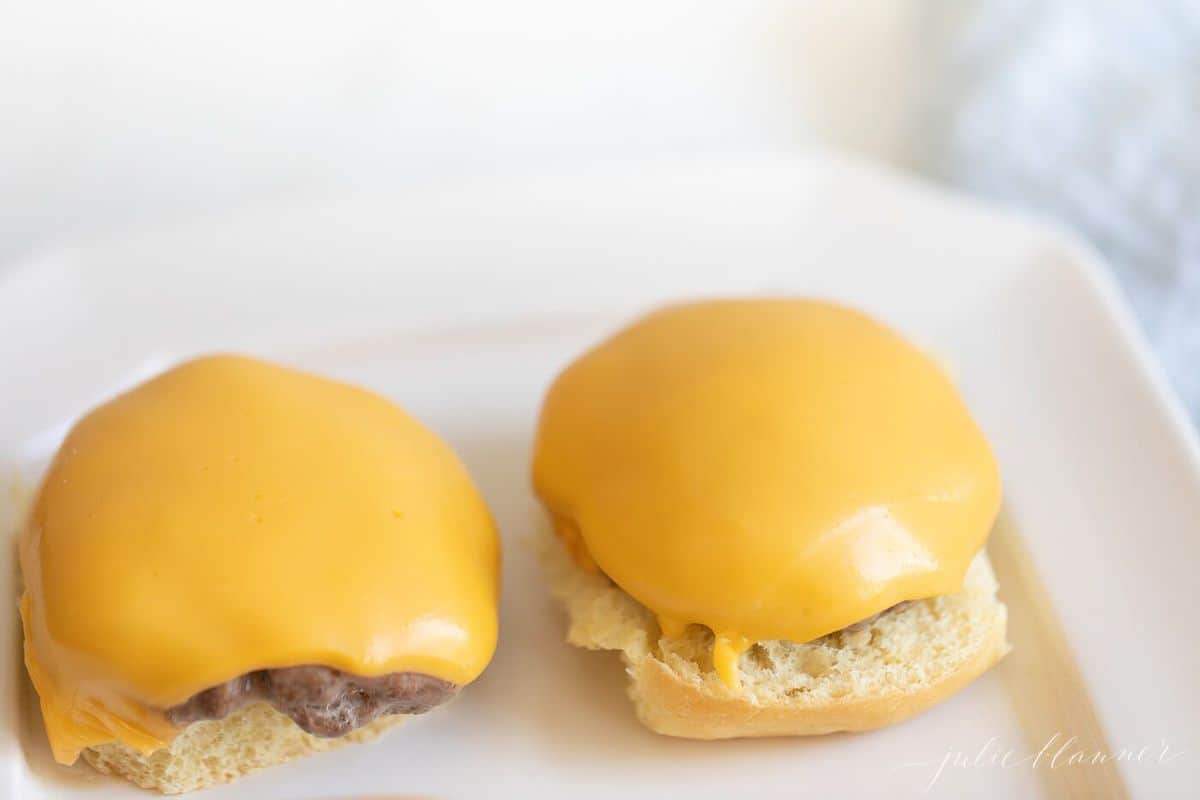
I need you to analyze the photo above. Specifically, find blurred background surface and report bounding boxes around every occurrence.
[2,0,1197,417]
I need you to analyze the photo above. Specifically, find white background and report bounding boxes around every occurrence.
[0,0,927,267]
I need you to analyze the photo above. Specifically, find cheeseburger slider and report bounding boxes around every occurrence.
[533,299,1008,738]
[20,355,499,793]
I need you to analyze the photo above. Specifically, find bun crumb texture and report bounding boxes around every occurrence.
[82,702,406,794]
[540,531,1010,739]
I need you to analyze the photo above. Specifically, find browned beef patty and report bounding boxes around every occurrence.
[166,666,458,737]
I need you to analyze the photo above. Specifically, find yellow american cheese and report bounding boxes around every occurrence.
[20,355,499,763]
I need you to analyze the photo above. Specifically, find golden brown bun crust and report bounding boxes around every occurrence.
[81,702,406,794]
[540,529,1010,739]
[629,613,1009,738]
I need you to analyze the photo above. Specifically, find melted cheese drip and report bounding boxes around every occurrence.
[712,634,752,690]
[20,355,500,764]
[533,299,1001,690]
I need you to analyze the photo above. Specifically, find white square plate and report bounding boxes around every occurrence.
[2,155,1196,798]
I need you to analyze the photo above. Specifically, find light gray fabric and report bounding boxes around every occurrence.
[922,0,1200,420]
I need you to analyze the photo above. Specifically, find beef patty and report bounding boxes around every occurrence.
[167,666,458,737]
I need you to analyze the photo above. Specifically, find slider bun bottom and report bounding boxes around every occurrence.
[82,702,406,794]
[541,530,1009,739]
[76,539,1007,794]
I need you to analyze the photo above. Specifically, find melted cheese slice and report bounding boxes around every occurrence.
[20,355,500,764]
[533,299,1001,689]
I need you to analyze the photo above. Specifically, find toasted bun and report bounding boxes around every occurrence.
[80,703,406,795]
[540,532,1009,738]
